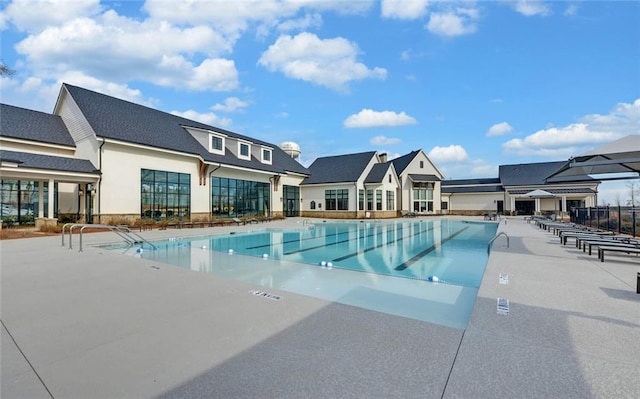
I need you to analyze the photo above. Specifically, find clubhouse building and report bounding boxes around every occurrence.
[0,84,598,227]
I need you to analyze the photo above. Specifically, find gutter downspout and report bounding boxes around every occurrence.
[97,138,106,223]
[208,163,222,216]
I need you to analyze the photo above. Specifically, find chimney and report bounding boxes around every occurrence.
[379,153,388,163]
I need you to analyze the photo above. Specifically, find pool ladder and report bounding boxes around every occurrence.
[487,232,509,254]
[62,223,157,252]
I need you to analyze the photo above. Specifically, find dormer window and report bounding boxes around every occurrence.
[261,147,272,165]
[238,141,251,160]
[209,133,225,155]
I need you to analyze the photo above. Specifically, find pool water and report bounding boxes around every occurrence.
[118,219,497,329]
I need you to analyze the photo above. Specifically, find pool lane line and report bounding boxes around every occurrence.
[243,227,354,250]
[394,226,469,271]
[281,221,420,256]
[331,224,437,262]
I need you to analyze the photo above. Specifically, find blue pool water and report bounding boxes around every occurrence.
[116,219,497,329]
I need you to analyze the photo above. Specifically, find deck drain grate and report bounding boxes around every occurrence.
[499,273,509,284]
[497,298,509,315]
[250,290,282,301]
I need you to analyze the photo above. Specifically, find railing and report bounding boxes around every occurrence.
[571,206,640,237]
[487,232,509,254]
[62,223,157,252]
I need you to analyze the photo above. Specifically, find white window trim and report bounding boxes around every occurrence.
[238,140,251,161]
[261,147,273,165]
[209,133,226,155]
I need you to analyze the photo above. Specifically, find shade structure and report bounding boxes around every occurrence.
[546,135,640,183]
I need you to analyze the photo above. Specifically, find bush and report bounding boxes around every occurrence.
[39,224,62,234]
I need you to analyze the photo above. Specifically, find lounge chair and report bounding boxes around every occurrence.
[232,217,246,225]
[598,245,640,262]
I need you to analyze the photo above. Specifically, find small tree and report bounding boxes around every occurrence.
[625,179,640,207]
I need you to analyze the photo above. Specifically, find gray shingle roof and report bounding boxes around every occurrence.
[499,161,590,186]
[364,163,390,184]
[390,150,419,175]
[0,103,76,147]
[509,188,596,195]
[442,186,504,194]
[302,151,376,185]
[0,150,99,174]
[441,178,501,186]
[63,84,309,176]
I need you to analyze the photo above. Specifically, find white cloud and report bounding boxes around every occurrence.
[370,135,402,145]
[564,4,579,17]
[487,122,513,137]
[277,13,322,32]
[509,0,552,17]
[1,0,101,32]
[212,97,249,113]
[381,0,429,19]
[426,9,478,37]
[143,0,373,36]
[344,109,417,128]
[258,32,387,92]
[13,12,239,92]
[171,109,231,127]
[503,99,640,157]
[428,145,469,163]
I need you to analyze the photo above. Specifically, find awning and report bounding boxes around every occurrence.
[546,135,640,183]
[408,174,441,182]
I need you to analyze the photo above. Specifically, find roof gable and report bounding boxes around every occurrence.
[302,151,377,184]
[390,150,419,175]
[61,84,308,176]
[365,162,394,184]
[0,103,75,147]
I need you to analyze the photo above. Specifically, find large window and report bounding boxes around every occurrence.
[412,182,434,213]
[1,180,55,225]
[376,189,383,211]
[141,169,190,220]
[386,190,395,211]
[325,189,349,211]
[366,189,373,211]
[212,177,270,217]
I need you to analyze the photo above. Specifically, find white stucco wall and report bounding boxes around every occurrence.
[398,152,445,212]
[448,193,503,211]
[98,142,203,214]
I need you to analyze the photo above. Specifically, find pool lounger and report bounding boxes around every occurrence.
[581,239,640,255]
[597,245,640,262]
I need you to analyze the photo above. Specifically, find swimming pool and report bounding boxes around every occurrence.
[118,218,497,329]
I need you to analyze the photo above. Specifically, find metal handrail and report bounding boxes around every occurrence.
[487,232,509,254]
[62,223,157,252]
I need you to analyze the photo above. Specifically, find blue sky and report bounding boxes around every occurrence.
[1,0,639,203]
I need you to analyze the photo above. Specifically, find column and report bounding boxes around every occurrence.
[48,179,54,219]
[38,180,44,218]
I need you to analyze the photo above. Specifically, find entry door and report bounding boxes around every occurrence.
[496,200,504,214]
[286,199,298,217]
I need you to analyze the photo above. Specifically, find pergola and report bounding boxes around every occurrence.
[546,135,640,183]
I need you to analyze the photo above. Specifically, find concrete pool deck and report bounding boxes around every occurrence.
[1,217,639,398]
